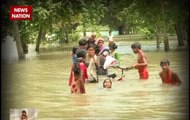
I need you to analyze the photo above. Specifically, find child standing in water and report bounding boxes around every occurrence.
[131,42,149,80]
[69,50,88,93]
[159,59,182,85]
[86,44,99,83]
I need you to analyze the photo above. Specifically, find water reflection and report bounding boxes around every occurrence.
[1,44,189,120]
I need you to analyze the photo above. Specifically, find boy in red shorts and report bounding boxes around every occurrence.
[131,42,149,80]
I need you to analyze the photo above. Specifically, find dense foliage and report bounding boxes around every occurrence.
[1,0,189,53]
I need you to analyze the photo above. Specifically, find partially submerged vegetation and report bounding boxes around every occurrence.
[2,0,189,59]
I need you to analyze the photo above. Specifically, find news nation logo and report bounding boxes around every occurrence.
[10,6,32,20]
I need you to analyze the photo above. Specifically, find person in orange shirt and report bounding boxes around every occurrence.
[131,42,149,80]
[159,59,182,85]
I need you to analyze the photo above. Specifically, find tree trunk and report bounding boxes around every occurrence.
[118,25,125,35]
[64,25,69,43]
[22,42,28,54]
[161,0,169,51]
[35,26,43,52]
[12,20,25,59]
[83,32,86,37]
[175,23,184,46]
[41,30,46,41]
[83,23,86,37]
[181,27,186,42]
[152,15,160,48]
[163,33,169,51]
[155,32,160,49]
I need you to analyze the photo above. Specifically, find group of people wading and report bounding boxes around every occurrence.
[68,32,182,94]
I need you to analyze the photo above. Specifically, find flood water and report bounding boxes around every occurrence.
[1,42,189,120]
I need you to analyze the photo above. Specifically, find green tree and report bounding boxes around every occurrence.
[1,1,25,59]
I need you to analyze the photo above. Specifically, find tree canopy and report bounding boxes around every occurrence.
[1,0,189,53]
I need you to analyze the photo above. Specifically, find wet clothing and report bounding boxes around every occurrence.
[159,68,182,85]
[137,50,149,79]
[69,62,88,86]
[69,61,87,94]
[70,74,85,94]
[86,55,99,83]
[103,56,117,69]
[97,55,108,75]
